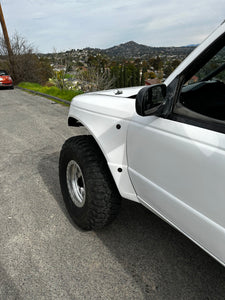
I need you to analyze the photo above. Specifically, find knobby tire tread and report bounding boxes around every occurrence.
[59,135,121,230]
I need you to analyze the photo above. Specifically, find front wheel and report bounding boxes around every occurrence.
[59,135,121,230]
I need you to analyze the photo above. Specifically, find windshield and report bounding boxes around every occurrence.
[0,70,8,76]
[186,46,225,85]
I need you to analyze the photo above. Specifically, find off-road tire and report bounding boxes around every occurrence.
[59,135,121,230]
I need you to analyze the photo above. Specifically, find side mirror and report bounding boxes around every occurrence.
[136,84,167,116]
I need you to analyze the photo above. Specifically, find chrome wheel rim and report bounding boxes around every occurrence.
[66,160,86,207]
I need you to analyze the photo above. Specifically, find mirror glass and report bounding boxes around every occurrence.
[136,84,166,116]
[151,85,166,107]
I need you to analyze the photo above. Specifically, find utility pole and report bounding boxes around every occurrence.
[0,3,14,77]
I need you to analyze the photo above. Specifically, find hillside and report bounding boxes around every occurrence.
[101,41,195,59]
[43,41,195,61]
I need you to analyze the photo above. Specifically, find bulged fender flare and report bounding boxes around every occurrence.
[68,100,139,202]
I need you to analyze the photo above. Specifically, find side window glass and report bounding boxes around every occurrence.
[178,46,225,121]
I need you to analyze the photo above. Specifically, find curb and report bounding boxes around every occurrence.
[16,86,71,105]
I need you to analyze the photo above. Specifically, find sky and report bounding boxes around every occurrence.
[1,0,225,53]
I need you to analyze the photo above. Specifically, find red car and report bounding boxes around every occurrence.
[0,70,14,89]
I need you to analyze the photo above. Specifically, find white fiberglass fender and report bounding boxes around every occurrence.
[68,87,143,201]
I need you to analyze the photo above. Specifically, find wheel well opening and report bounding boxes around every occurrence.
[68,117,83,127]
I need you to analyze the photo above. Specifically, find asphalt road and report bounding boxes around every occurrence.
[1,89,225,300]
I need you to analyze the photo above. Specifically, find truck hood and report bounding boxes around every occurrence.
[89,86,144,98]
[69,86,144,119]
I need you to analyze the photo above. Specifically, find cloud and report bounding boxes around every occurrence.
[1,0,225,52]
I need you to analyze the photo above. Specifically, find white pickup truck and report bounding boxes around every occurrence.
[59,21,225,266]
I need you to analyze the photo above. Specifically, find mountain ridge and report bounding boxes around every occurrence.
[82,40,195,59]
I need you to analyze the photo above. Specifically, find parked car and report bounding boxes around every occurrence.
[59,21,225,266]
[0,70,14,89]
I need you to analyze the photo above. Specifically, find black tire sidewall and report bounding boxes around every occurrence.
[59,135,121,230]
[59,145,92,228]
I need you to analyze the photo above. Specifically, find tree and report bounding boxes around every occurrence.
[110,63,120,88]
[149,56,163,71]
[141,64,148,85]
[0,33,53,84]
[51,70,66,90]
[76,67,115,92]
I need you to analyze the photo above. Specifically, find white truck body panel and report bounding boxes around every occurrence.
[69,92,139,201]
[68,21,225,265]
[127,115,225,265]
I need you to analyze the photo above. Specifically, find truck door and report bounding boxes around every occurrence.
[127,42,225,264]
